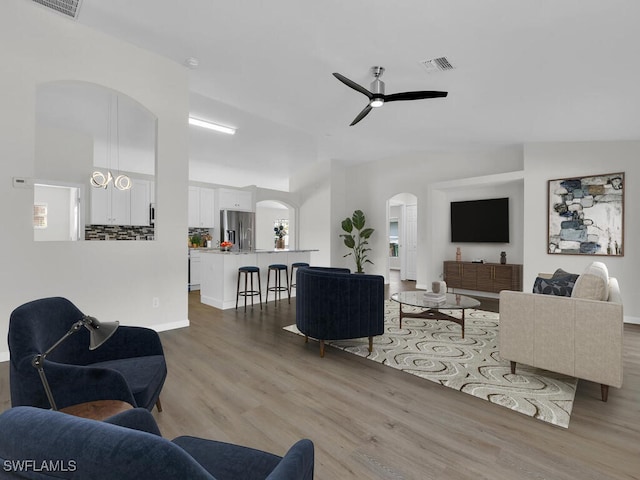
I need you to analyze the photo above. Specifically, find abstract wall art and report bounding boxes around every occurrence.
[548,172,624,256]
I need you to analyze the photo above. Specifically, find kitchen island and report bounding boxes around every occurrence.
[199,249,315,309]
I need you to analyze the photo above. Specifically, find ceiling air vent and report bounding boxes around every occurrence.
[32,0,83,20]
[420,57,455,74]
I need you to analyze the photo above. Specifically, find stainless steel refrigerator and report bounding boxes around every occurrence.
[220,210,255,251]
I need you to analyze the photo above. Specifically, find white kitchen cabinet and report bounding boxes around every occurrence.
[90,185,130,225]
[188,186,215,227]
[130,179,151,226]
[217,188,253,211]
[199,187,215,227]
[189,249,201,290]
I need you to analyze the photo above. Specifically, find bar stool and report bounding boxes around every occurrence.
[266,264,290,305]
[290,262,310,292]
[236,266,262,312]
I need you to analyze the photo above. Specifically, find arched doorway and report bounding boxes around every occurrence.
[255,200,295,250]
[387,192,418,282]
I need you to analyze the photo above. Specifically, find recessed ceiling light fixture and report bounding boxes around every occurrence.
[188,117,236,135]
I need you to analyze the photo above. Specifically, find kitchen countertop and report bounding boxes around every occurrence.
[196,248,317,254]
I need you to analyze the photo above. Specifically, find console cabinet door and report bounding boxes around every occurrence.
[476,264,494,292]
[444,261,477,289]
[444,261,462,288]
[460,263,477,290]
[493,265,514,292]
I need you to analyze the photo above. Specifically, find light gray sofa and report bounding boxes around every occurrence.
[499,261,623,401]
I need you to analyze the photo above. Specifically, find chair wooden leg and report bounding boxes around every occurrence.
[304,335,308,343]
[601,384,609,402]
[320,340,325,358]
[510,361,516,374]
[156,397,163,412]
[368,336,373,353]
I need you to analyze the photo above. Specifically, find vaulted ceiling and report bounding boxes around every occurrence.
[59,0,640,189]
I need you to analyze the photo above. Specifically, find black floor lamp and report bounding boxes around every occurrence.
[31,315,119,410]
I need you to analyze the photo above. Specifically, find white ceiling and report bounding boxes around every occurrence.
[63,0,640,190]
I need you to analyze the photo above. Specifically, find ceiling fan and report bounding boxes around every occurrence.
[333,66,448,126]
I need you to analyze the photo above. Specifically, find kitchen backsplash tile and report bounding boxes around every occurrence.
[85,225,155,241]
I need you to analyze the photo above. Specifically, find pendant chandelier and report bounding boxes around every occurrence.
[90,94,131,190]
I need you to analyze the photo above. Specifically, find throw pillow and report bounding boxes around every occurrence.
[571,261,609,301]
[533,276,576,297]
[552,268,579,282]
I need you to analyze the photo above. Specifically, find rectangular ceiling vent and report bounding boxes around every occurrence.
[420,57,455,74]
[32,0,83,20]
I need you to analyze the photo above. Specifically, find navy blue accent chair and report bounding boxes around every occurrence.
[295,267,385,357]
[8,297,167,412]
[0,406,314,479]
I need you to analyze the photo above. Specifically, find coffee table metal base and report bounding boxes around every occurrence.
[398,306,467,338]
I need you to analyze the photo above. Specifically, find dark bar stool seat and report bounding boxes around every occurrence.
[266,264,290,305]
[236,266,262,312]
[290,262,310,291]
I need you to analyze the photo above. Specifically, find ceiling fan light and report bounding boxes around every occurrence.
[370,98,384,108]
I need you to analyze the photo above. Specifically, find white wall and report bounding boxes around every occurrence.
[339,148,524,284]
[290,161,334,266]
[427,171,525,288]
[255,205,289,250]
[0,0,190,360]
[523,141,640,322]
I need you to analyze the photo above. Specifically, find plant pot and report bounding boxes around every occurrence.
[275,238,285,249]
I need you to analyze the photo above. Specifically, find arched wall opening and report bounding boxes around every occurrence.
[255,200,296,250]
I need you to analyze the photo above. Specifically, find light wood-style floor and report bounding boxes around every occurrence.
[1,274,639,479]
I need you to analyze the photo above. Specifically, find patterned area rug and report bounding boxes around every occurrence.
[284,300,578,428]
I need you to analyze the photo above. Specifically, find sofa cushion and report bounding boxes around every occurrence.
[533,276,576,297]
[571,261,609,301]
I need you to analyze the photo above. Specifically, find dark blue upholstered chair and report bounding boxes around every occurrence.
[0,406,314,479]
[295,267,385,357]
[8,297,166,412]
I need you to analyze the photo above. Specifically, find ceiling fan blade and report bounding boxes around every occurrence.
[384,91,448,102]
[350,104,373,126]
[333,73,373,99]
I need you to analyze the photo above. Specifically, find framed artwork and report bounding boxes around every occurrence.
[548,172,624,256]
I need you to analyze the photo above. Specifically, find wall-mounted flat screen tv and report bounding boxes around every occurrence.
[450,197,509,243]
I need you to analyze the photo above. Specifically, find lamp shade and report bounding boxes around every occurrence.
[82,315,119,350]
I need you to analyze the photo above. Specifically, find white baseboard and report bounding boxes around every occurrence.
[152,319,190,332]
[624,315,640,325]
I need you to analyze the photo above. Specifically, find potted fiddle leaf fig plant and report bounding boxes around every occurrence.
[340,209,374,273]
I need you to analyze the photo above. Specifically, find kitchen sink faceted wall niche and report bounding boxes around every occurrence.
[35,81,157,241]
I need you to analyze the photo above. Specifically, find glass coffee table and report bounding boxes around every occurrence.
[390,291,481,338]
